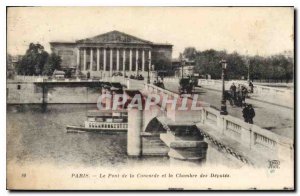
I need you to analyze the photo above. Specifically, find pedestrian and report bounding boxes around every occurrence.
[237,89,243,107]
[230,83,237,99]
[247,104,255,124]
[249,81,254,93]
[237,84,241,93]
[242,104,248,123]
[241,85,247,103]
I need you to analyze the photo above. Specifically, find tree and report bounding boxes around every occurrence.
[15,43,49,75]
[183,47,197,60]
[43,53,62,76]
[178,47,293,82]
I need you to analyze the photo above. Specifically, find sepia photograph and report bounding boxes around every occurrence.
[6,6,294,190]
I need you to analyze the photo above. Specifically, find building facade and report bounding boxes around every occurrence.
[50,30,173,77]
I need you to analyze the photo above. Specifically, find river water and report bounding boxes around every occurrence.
[7,104,243,168]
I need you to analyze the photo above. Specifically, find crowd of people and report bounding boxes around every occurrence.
[229,82,255,124]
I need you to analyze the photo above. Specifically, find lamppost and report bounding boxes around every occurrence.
[247,59,250,83]
[220,59,228,115]
[181,59,186,79]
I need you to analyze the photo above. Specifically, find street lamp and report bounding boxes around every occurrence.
[220,59,228,115]
[247,59,250,83]
[181,59,186,79]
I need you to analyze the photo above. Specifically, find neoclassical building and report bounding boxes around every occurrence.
[50,30,173,77]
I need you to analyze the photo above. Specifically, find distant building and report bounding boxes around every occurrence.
[175,65,196,78]
[50,30,173,77]
[174,58,196,77]
[7,54,22,78]
[171,58,181,67]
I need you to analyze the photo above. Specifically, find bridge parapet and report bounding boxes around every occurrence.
[198,79,293,108]
[198,79,293,95]
[143,82,293,165]
[144,83,209,123]
[199,106,293,165]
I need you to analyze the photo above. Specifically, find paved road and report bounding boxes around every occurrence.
[163,81,294,139]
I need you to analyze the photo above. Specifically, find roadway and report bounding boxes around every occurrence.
[162,81,294,139]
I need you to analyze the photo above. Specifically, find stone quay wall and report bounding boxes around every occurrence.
[7,81,101,104]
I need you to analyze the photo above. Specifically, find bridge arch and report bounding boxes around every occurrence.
[144,117,168,134]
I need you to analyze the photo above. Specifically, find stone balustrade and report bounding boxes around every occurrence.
[143,82,294,163]
[13,75,47,82]
[198,79,293,108]
[201,106,293,162]
[198,79,293,96]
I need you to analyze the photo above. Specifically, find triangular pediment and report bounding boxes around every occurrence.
[76,30,153,44]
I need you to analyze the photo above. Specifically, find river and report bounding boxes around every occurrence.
[7,104,244,168]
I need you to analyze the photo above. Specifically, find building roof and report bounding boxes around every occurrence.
[76,30,153,45]
[50,30,173,47]
[49,41,76,45]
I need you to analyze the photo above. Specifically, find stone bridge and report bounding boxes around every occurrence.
[7,75,294,167]
[124,83,293,167]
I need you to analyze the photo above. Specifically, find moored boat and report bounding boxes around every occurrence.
[66,109,128,133]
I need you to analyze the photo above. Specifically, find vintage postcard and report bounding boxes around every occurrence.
[6,6,294,190]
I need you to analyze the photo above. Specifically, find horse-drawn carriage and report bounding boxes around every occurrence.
[224,84,250,107]
[178,77,198,95]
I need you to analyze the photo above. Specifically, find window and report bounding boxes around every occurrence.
[17,85,21,90]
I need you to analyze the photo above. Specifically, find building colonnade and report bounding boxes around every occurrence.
[76,47,152,76]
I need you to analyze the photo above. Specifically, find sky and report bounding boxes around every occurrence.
[7,7,294,58]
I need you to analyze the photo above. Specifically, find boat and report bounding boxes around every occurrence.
[66,109,128,133]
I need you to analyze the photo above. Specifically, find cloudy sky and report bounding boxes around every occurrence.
[7,7,294,58]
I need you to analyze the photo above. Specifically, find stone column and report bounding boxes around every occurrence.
[129,49,132,71]
[149,50,152,71]
[90,48,93,71]
[136,49,139,75]
[117,48,120,71]
[83,48,86,71]
[76,48,80,76]
[76,48,80,68]
[142,49,145,72]
[110,48,113,76]
[103,48,106,72]
[123,49,126,73]
[97,48,100,71]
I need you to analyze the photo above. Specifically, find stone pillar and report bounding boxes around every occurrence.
[103,48,106,72]
[129,49,132,71]
[76,48,80,68]
[160,128,208,161]
[110,48,113,76]
[142,49,145,72]
[136,49,139,75]
[127,108,143,156]
[90,48,93,71]
[148,50,151,71]
[116,48,120,71]
[83,48,86,71]
[97,48,100,71]
[123,49,126,74]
